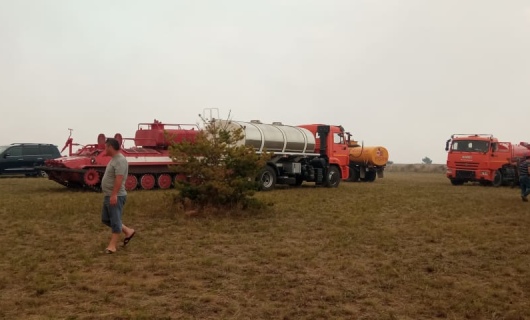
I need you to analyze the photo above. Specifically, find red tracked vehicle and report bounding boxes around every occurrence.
[36,120,199,191]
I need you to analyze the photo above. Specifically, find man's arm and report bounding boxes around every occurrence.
[109,175,123,205]
[112,175,124,196]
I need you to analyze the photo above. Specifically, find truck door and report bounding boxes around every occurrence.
[332,132,350,179]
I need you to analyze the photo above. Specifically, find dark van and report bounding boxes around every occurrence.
[0,143,61,177]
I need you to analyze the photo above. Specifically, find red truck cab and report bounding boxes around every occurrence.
[445,134,530,186]
[298,124,350,182]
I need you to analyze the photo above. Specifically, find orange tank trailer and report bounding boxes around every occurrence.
[344,134,389,182]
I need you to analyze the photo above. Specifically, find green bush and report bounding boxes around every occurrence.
[168,117,272,212]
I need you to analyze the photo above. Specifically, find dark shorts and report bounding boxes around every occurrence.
[101,196,127,233]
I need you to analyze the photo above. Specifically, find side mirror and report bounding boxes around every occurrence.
[3,153,9,158]
[491,143,498,152]
[445,139,451,151]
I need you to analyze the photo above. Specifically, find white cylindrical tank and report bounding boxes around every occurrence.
[213,120,316,154]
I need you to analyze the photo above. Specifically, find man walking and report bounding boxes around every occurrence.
[519,155,530,202]
[101,138,135,253]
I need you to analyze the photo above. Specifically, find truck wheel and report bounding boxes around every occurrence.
[125,175,138,191]
[140,174,156,190]
[492,170,503,187]
[257,166,276,191]
[347,167,360,182]
[157,174,172,189]
[293,176,304,186]
[83,169,101,186]
[325,166,341,188]
[450,179,464,186]
[38,170,48,178]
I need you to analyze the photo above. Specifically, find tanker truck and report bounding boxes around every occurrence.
[213,119,351,190]
[445,134,530,186]
[345,135,389,182]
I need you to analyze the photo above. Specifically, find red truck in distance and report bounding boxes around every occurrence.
[445,134,530,187]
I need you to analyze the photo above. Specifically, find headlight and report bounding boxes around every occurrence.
[481,171,489,176]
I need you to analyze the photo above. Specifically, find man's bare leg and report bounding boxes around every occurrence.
[106,232,120,253]
[122,225,135,238]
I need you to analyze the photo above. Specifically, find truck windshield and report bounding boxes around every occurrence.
[0,146,7,154]
[451,140,490,152]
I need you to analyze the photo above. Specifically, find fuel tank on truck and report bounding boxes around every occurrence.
[511,143,530,159]
[349,146,389,166]
[213,120,317,154]
[134,120,198,148]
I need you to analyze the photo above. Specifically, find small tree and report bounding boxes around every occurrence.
[168,116,272,212]
[422,157,433,165]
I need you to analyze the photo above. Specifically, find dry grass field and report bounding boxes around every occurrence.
[385,163,447,173]
[1,169,530,319]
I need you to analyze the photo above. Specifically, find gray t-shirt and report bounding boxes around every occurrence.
[101,153,128,196]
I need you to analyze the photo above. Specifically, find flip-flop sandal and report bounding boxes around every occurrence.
[105,248,115,254]
[123,231,136,247]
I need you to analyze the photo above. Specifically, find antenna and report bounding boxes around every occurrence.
[201,108,220,121]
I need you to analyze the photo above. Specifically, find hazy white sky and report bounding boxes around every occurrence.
[1,0,529,163]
